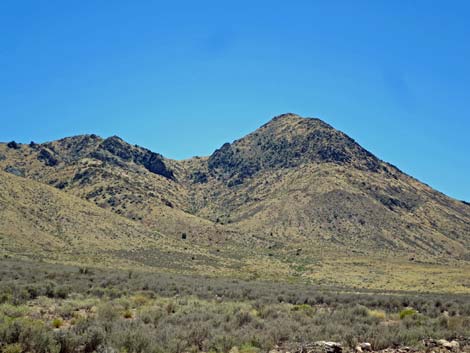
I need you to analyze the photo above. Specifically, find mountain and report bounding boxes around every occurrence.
[1,113,469,292]
[182,114,470,257]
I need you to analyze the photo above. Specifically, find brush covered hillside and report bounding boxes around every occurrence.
[1,113,469,292]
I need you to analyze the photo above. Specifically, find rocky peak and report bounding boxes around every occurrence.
[208,114,384,186]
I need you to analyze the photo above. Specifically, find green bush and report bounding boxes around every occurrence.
[51,318,63,328]
[399,308,417,319]
[1,343,22,353]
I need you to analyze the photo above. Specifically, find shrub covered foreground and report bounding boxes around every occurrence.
[0,259,469,353]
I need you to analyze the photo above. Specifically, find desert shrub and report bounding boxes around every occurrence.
[1,343,22,353]
[208,335,237,353]
[11,288,29,305]
[97,303,119,323]
[123,309,133,319]
[368,309,386,320]
[291,304,315,316]
[110,321,153,353]
[79,267,90,275]
[239,343,260,353]
[351,304,369,317]
[235,310,252,327]
[53,330,81,353]
[51,318,63,328]
[7,319,60,353]
[131,294,149,307]
[138,306,165,326]
[116,297,131,310]
[0,292,12,304]
[187,322,210,350]
[53,323,105,353]
[399,308,417,319]
[54,286,70,299]
[0,304,29,319]
[89,287,106,298]
[165,301,176,314]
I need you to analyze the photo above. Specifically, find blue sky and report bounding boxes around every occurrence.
[0,1,469,201]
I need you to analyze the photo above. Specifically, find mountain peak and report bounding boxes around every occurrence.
[270,112,301,121]
[208,114,383,186]
[263,112,322,128]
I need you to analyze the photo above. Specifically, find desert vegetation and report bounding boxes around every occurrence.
[0,259,469,353]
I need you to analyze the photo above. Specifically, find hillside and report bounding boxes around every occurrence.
[1,113,469,292]
[0,170,249,276]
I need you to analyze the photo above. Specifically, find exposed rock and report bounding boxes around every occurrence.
[4,166,24,177]
[96,345,117,353]
[100,136,134,160]
[314,341,342,353]
[72,168,99,186]
[190,170,208,184]
[356,343,372,352]
[437,339,459,350]
[55,181,69,190]
[89,150,128,168]
[138,151,174,179]
[97,136,175,180]
[38,148,58,166]
[6,141,20,149]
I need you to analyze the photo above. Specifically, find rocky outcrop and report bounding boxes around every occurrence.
[37,148,58,167]
[4,166,24,177]
[6,141,20,149]
[424,339,461,351]
[98,136,175,180]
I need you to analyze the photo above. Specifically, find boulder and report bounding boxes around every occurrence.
[314,341,342,353]
[355,343,371,352]
[437,339,460,350]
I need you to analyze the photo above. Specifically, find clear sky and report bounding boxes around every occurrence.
[1,1,469,201]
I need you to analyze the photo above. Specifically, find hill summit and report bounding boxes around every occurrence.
[208,113,384,186]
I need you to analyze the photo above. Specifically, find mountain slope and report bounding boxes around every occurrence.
[0,170,274,278]
[1,113,469,292]
[0,170,161,263]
